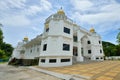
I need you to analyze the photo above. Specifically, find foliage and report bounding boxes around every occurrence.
[0,24,13,62]
[115,45,120,56]
[117,32,120,44]
[0,28,3,44]
[102,41,120,56]
[1,42,14,57]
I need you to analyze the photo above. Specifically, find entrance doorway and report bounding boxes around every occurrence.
[73,47,78,63]
[73,47,78,56]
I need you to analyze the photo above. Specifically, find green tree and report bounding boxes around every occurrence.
[102,41,116,56]
[0,29,3,46]
[1,42,14,57]
[0,23,13,62]
[117,32,120,44]
[116,45,120,56]
[0,49,5,58]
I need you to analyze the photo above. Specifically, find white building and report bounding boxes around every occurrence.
[9,8,104,67]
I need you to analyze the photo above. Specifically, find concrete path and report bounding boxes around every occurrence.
[0,63,61,80]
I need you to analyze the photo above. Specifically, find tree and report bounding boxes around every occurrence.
[117,28,120,44]
[0,49,5,59]
[1,42,14,57]
[0,23,13,62]
[0,27,3,45]
[102,41,116,56]
[116,45,120,56]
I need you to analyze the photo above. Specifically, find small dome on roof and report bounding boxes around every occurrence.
[24,36,28,41]
[57,7,65,14]
[90,27,95,33]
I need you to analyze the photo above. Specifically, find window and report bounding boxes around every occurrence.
[43,44,47,51]
[87,41,91,44]
[37,48,39,52]
[100,49,102,53]
[99,41,101,44]
[101,57,103,59]
[73,36,77,42]
[81,48,84,55]
[46,28,49,32]
[49,59,56,63]
[64,27,70,34]
[30,49,32,53]
[96,57,99,59]
[61,59,70,62]
[41,59,45,63]
[88,50,91,54]
[63,44,70,51]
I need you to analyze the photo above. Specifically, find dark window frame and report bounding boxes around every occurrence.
[43,44,47,51]
[73,36,77,42]
[63,44,70,51]
[46,28,49,32]
[37,48,39,52]
[88,50,91,54]
[99,41,101,44]
[30,49,32,53]
[41,59,45,63]
[100,49,102,53]
[61,59,70,62]
[96,57,99,59]
[64,27,70,34]
[87,41,91,44]
[49,59,56,63]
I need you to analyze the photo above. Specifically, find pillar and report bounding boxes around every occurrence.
[77,30,84,62]
[91,46,96,60]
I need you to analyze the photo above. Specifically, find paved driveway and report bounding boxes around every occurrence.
[0,63,61,80]
[39,61,120,80]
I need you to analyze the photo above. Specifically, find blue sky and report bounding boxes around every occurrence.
[0,0,120,47]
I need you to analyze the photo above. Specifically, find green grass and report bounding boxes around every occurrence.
[0,62,7,64]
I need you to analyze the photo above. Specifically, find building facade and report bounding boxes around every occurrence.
[9,9,104,67]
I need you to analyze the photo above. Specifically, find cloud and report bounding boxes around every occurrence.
[25,0,52,16]
[32,26,42,32]
[80,11,120,24]
[0,0,53,27]
[71,0,120,24]
[0,0,52,16]
[71,0,93,11]
[70,0,120,42]
[0,15,30,27]
[0,0,26,11]
[26,5,42,15]
[40,0,52,11]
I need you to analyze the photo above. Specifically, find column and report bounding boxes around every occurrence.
[77,30,83,62]
[91,46,96,60]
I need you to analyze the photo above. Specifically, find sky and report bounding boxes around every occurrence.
[0,0,120,47]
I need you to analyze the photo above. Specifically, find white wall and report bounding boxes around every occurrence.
[24,44,41,59]
[39,56,72,67]
[40,19,73,56]
[48,20,73,38]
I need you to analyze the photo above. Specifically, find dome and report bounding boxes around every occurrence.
[57,7,65,14]
[24,36,28,41]
[45,23,49,28]
[90,28,95,33]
